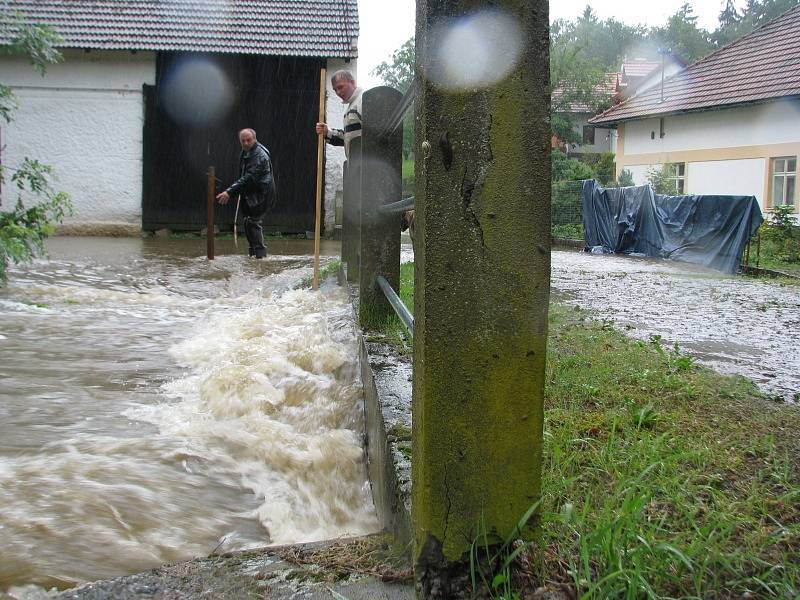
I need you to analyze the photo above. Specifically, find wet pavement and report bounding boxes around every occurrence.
[551,249,800,401]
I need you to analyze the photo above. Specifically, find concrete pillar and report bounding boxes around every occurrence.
[412,0,551,596]
[342,140,362,282]
[358,86,403,328]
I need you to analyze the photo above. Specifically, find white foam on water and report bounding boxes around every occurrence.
[126,284,379,544]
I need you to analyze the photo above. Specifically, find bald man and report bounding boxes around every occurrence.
[216,128,276,258]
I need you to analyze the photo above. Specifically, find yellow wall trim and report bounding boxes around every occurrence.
[617,142,800,211]
[616,142,800,169]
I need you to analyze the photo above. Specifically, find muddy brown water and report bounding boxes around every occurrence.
[0,237,378,595]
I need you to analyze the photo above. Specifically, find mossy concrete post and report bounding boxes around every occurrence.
[358,86,403,328]
[343,138,363,282]
[412,0,551,596]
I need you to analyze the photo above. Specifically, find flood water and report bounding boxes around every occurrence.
[552,249,800,401]
[0,237,378,594]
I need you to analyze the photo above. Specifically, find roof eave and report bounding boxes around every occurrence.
[589,95,800,126]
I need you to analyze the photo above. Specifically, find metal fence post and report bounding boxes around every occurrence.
[358,87,403,327]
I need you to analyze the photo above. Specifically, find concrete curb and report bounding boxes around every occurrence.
[339,266,413,547]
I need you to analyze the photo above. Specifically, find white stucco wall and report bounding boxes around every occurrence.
[688,159,765,202]
[322,58,357,236]
[1,50,156,232]
[568,114,613,154]
[624,100,800,155]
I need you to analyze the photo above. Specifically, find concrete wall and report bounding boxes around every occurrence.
[566,114,613,155]
[617,100,800,210]
[688,158,766,199]
[625,101,800,155]
[1,49,156,233]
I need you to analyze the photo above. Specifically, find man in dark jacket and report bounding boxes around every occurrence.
[216,128,277,258]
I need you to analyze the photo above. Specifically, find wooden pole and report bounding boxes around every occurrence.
[207,166,215,260]
[313,67,327,289]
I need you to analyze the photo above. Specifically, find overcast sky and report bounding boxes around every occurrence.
[356,0,740,89]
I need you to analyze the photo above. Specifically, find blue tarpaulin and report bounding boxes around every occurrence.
[581,180,763,274]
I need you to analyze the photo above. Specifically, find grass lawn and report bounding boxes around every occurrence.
[394,262,799,598]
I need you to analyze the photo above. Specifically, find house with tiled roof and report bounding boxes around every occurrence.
[0,0,359,234]
[590,5,800,215]
[552,72,620,155]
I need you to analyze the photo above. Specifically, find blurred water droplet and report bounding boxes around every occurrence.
[424,10,522,91]
[162,58,234,126]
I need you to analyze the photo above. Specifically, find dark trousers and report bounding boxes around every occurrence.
[242,205,267,258]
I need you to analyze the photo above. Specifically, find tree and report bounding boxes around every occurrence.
[650,3,715,64]
[371,37,414,93]
[647,164,680,194]
[551,150,594,182]
[0,15,73,284]
[372,37,415,160]
[713,0,799,46]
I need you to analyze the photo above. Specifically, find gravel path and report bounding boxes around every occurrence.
[551,250,800,401]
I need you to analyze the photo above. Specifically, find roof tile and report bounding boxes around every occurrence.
[590,5,800,124]
[0,0,359,58]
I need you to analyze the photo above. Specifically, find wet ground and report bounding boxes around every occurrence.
[551,249,800,401]
[0,237,378,595]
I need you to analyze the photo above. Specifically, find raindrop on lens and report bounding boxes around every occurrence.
[161,57,234,126]
[424,9,522,91]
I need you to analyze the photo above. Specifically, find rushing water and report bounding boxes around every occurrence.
[0,237,378,594]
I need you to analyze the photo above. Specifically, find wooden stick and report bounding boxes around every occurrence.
[207,166,215,260]
[313,67,327,290]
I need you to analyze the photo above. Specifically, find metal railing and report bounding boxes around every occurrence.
[376,276,414,337]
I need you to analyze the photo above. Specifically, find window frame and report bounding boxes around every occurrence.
[770,156,797,210]
[667,162,686,195]
[582,125,595,145]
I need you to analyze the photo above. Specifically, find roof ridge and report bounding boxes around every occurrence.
[590,4,800,124]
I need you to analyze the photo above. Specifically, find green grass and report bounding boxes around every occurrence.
[297,259,341,289]
[395,264,800,598]
[540,305,800,598]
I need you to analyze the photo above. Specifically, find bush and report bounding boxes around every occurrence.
[761,205,800,263]
[552,150,594,182]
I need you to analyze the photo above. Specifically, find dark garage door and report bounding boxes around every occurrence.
[143,53,323,233]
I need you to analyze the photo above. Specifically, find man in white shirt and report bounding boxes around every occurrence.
[315,70,363,159]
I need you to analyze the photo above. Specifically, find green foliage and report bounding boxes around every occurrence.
[552,179,584,230]
[0,159,73,282]
[470,501,541,600]
[552,150,594,182]
[542,304,800,598]
[371,37,415,162]
[647,163,679,195]
[617,168,635,187]
[371,37,414,93]
[649,3,715,64]
[593,152,615,185]
[2,15,63,75]
[552,223,584,240]
[713,0,799,46]
[577,152,615,184]
[0,15,70,285]
[761,205,800,263]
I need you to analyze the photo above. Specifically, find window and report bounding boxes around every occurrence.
[668,162,686,194]
[771,157,797,209]
[582,125,595,145]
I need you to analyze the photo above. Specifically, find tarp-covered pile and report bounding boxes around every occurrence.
[582,180,763,274]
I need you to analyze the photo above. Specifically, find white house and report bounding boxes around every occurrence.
[552,73,618,155]
[590,5,800,216]
[0,0,360,235]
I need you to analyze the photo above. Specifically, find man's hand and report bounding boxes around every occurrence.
[315,122,329,137]
[216,191,230,204]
